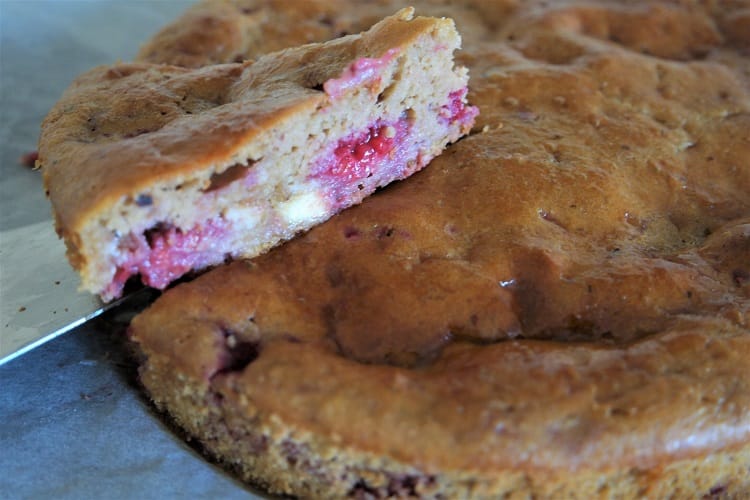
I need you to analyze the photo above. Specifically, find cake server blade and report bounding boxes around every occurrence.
[0,220,131,365]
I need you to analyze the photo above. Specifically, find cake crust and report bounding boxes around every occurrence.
[128,0,750,497]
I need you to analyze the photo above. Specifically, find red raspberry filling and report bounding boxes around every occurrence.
[315,118,409,184]
[107,219,229,299]
[440,88,478,127]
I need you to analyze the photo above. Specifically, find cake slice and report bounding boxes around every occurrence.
[38,8,477,301]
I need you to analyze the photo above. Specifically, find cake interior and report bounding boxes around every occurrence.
[96,22,477,300]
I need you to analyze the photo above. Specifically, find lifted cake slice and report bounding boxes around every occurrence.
[39,8,478,300]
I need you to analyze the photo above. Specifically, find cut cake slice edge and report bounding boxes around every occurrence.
[39,8,478,300]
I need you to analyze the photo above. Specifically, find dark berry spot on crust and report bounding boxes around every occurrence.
[326,263,345,287]
[349,474,430,498]
[318,15,334,27]
[349,479,379,498]
[704,484,727,498]
[343,227,360,239]
[251,435,269,454]
[135,194,153,207]
[216,330,260,374]
[387,475,420,497]
[733,269,749,286]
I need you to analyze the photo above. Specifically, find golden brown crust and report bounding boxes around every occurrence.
[131,0,750,497]
[135,0,529,69]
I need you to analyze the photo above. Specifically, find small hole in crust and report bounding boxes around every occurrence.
[377,226,395,238]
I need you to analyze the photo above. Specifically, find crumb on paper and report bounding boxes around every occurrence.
[18,151,39,169]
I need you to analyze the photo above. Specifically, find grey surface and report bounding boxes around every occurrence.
[0,1,259,498]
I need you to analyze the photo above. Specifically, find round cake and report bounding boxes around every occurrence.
[130,0,750,497]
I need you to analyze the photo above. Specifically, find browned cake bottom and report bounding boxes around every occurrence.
[134,322,750,498]
[131,0,750,498]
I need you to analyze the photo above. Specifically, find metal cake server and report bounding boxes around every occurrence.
[0,220,135,365]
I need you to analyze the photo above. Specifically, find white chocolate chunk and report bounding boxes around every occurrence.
[279,192,328,226]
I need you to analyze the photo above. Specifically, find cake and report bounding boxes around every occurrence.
[128,0,750,497]
[38,8,477,301]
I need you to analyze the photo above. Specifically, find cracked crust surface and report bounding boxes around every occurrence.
[131,0,750,497]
